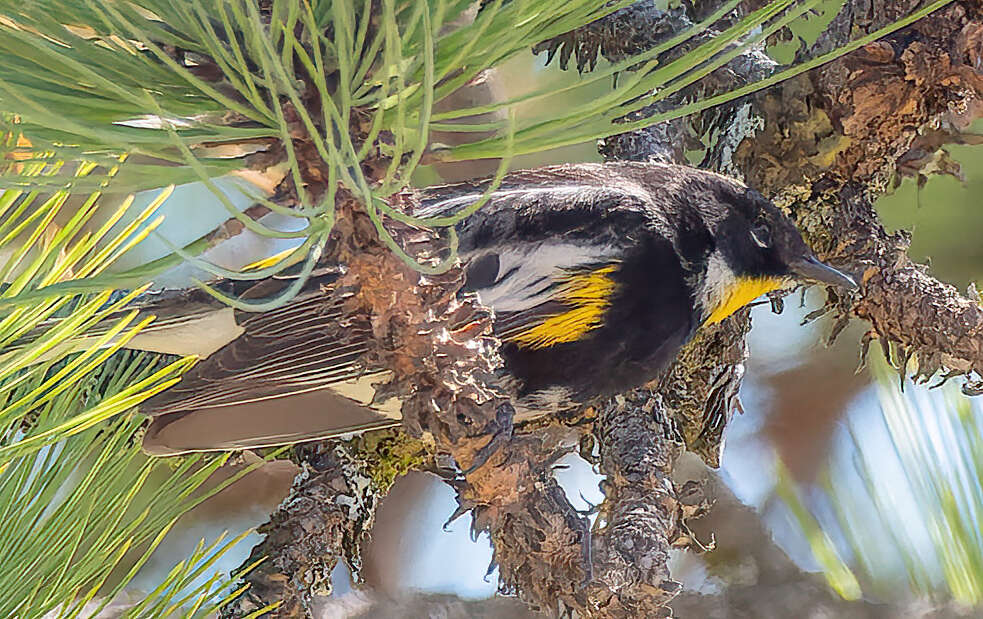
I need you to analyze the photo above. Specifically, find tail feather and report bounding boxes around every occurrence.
[142,384,401,455]
[4,265,344,362]
[0,288,242,367]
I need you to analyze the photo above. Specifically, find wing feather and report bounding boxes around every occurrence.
[490,264,621,350]
[141,281,383,416]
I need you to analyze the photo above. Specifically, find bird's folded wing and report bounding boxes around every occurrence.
[141,281,401,455]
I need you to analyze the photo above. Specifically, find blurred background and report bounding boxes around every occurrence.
[103,45,983,617]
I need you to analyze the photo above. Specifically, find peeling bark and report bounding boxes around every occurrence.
[223,441,390,618]
[221,431,433,617]
[583,394,683,618]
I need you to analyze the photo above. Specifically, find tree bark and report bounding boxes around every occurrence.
[222,433,433,617]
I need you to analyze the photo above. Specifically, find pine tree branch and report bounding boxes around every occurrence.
[223,2,983,616]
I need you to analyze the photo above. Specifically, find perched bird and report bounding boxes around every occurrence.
[136,162,856,454]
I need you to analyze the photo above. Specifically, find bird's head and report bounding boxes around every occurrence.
[697,180,857,324]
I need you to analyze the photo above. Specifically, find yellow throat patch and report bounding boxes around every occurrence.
[704,276,786,325]
[509,265,619,350]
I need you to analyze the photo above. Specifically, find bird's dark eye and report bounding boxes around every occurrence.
[750,222,771,248]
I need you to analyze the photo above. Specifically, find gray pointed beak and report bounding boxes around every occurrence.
[790,256,858,289]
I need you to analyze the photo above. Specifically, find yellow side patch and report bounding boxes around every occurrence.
[509,265,619,350]
[705,276,786,325]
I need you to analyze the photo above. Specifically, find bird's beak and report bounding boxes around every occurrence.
[789,255,857,289]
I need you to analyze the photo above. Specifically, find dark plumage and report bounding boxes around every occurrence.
[139,162,856,454]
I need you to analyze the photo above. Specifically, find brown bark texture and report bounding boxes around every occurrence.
[220,1,983,617]
[222,433,433,617]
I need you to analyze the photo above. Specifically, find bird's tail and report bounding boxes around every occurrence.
[0,282,247,367]
[5,267,408,455]
[2,252,339,363]
[141,382,401,456]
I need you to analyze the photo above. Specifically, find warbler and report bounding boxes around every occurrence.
[138,162,856,454]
